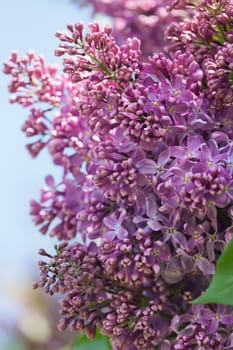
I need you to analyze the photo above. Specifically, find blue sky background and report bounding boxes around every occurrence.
[0,0,92,332]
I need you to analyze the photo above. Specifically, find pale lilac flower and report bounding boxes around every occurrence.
[103,209,128,240]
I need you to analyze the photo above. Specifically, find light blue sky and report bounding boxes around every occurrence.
[0,0,91,325]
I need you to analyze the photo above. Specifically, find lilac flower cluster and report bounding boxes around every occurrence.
[74,0,193,57]
[4,0,233,348]
[167,0,233,108]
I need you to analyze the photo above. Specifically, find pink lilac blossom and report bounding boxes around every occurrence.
[167,0,233,108]
[3,1,233,348]
[73,0,193,57]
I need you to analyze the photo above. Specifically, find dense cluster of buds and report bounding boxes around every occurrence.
[74,0,193,57]
[4,0,233,348]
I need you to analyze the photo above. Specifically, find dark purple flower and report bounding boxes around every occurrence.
[201,305,233,333]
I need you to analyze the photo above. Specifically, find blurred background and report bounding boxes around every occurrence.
[0,1,93,348]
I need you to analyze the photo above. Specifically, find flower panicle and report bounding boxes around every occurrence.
[4,4,233,349]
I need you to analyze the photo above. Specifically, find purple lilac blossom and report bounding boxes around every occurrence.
[167,0,233,109]
[3,1,233,348]
[73,0,193,58]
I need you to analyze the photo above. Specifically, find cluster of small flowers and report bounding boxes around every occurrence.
[74,0,193,57]
[4,0,233,348]
[167,0,233,108]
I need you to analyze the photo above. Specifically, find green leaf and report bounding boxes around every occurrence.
[71,329,111,350]
[192,236,233,305]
